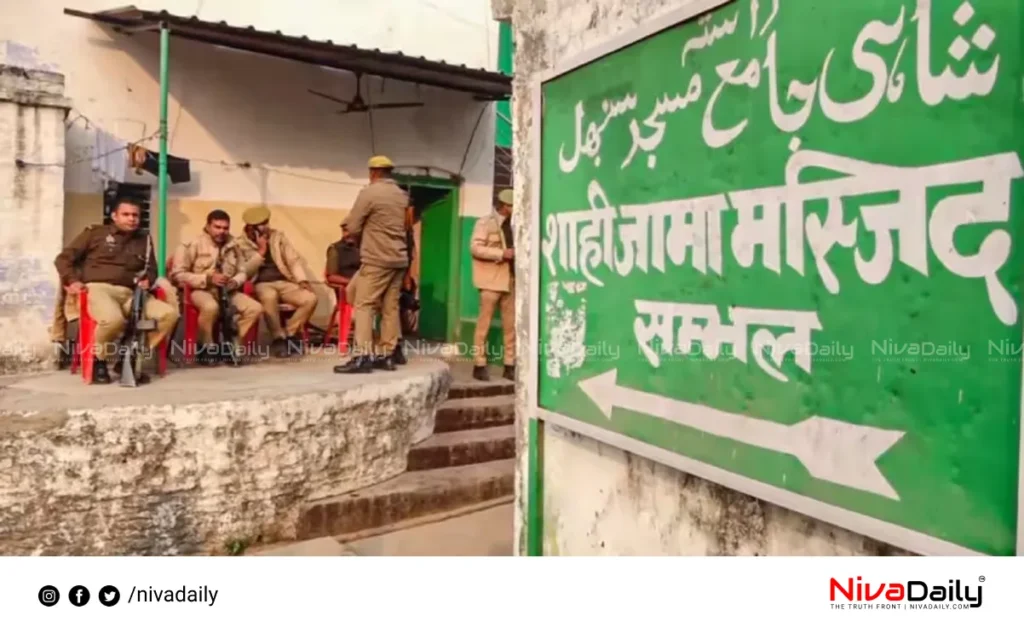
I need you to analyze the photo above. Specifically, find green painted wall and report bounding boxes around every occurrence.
[536,0,1023,555]
[496,21,514,149]
[418,194,456,341]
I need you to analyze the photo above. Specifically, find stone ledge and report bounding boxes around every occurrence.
[0,64,71,108]
[0,357,451,555]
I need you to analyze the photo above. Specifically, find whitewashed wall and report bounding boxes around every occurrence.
[0,60,70,372]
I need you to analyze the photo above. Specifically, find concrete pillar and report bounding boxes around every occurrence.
[491,0,513,21]
[0,59,71,374]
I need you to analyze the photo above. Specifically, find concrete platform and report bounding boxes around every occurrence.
[0,354,451,555]
[344,502,513,556]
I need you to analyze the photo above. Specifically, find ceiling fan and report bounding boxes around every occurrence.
[308,73,425,115]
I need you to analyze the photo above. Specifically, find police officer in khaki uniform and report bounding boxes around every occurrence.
[171,209,263,365]
[237,206,318,357]
[54,196,179,384]
[470,189,516,382]
[335,155,410,374]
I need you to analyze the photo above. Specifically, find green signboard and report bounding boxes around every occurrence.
[529,0,1024,555]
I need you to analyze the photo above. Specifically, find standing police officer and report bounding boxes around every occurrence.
[335,156,410,374]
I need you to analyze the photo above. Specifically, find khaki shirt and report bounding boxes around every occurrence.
[170,231,254,289]
[470,213,512,293]
[343,179,410,269]
[54,224,156,289]
[237,229,309,284]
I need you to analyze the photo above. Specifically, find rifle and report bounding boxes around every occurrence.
[120,234,157,388]
[216,247,241,366]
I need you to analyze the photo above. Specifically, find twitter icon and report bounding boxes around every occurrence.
[99,585,120,607]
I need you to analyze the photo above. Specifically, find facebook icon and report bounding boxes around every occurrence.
[69,585,90,607]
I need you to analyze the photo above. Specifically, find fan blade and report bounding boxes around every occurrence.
[367,102,426,110]
[308,88,353,106]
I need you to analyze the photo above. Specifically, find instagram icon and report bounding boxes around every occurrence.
[38,585,60,607]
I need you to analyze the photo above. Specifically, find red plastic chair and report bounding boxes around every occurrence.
[324,282,353,354]
[69,285,169,384]
[180,283,201,364]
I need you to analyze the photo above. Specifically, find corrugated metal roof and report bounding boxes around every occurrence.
[63,5,513,100]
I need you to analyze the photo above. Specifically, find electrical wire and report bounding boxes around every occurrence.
[189,157,369,188]
[365,75,378,156]
[15,131,160,168]
[458,103,489,176]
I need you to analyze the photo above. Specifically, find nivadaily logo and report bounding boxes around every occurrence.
[830,576,984,610]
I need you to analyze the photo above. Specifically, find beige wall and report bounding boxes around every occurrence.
[1,0,500,325]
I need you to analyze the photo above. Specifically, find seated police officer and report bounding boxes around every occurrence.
[237,206,318,358]
[325,222,362,291]
[54,196,179,384]
[171,209,263,366]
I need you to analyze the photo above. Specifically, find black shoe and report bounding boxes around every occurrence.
[93,359,112,385]
[392,342,408,366]
[503,365,515,382]
[373,355,397,372]
[57,344,71,370]
[271,338,289,358]
[198,347,222,367]
[334,356,374,374]
[219,343,242,367]
[473,366,490,382]
[286,336,304,356]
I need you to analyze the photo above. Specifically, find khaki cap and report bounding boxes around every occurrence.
[497,189,513,206]
[368,155,394,169]
[242,206,270,225]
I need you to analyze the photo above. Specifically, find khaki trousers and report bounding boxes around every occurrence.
[474,281,515,367]
[86,282,179,361]
[190,289,263,344]
[254,280,318,339]
[353,264,405,357]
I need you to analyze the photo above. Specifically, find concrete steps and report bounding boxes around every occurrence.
[408,426,515,471]
[298,459,515,540]
[434,394,515,433]
[448,379,514,400]
[295,366,517,544]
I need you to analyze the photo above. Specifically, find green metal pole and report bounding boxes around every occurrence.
[526,417,544,556]
[156,23,170,278]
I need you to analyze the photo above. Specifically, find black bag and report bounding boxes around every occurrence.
[400,279,419,312]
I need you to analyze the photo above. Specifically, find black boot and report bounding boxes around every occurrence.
[56,343,71,370]
[198,345,221,367]
[92,358,112,385]
[334,356,374,374]
[270,337,289,358]
[286,335,304,357]
[503,364,515,382]
[373,355,397,372]
[219,342,242,367]
[473,366,490,382]
[392,340,408,366]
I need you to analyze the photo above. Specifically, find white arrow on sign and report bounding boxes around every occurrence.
[579,370,905,500]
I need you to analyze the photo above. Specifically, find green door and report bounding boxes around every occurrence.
[417,190,455,342]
